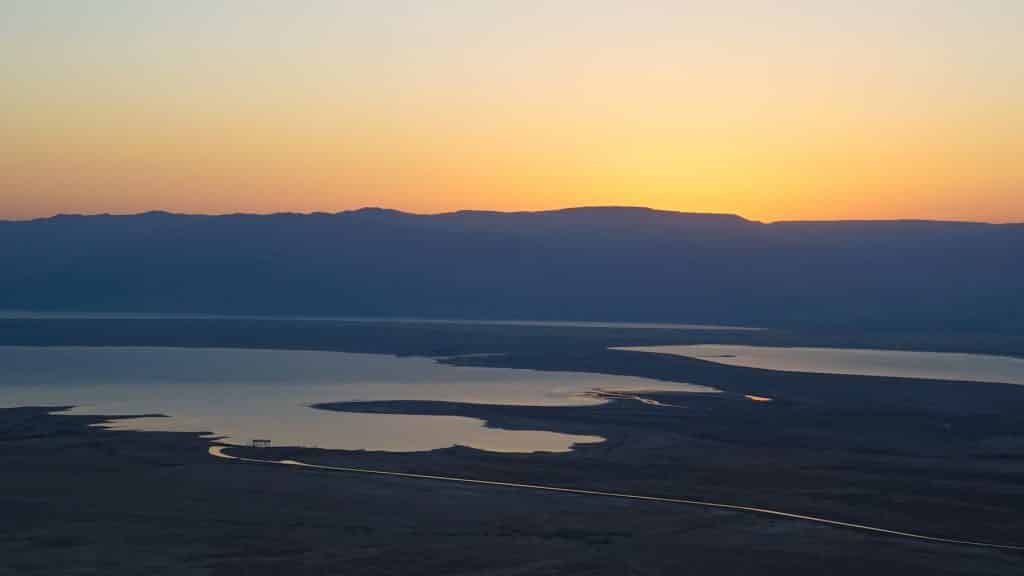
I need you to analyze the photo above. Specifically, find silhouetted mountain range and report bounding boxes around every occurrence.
[2,207,1021,332]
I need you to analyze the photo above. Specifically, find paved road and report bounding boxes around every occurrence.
[209,445,1024,552]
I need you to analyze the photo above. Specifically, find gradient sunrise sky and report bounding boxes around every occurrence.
[2,1,1021,222]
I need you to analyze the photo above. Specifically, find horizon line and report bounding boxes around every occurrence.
[2,205,1022,226]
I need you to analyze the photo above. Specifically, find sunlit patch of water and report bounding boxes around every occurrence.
[0,346,715,453]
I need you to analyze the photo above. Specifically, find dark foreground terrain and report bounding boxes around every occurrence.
[2,319,1024,574]
[2,406,1022,576]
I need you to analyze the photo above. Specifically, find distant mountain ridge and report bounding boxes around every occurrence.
[2,206,1021,332]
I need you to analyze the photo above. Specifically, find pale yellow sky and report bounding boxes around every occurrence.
[2,1,1021,222]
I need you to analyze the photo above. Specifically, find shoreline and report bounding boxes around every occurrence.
[2,316,1024,359]
[3,321,1024,573]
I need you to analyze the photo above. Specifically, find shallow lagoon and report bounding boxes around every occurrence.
[0,346,713,453]
[620,344,1024,385]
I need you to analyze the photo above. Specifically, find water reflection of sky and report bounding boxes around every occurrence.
[620,344,1024,386]
[0,347,714,453]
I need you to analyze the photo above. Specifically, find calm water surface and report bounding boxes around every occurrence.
[0,310,758,331]
[0,347,714,453]
[620,344,1024,385]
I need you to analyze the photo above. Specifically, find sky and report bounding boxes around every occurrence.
[1,1,1022,222]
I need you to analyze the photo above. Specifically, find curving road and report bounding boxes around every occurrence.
[209,445,1024,552]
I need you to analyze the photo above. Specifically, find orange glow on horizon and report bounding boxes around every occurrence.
[2,2,1021,223]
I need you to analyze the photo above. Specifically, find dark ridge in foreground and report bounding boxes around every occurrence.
[2,206,1021,332]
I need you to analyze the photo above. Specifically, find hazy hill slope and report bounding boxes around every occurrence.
[2,207,1021,332]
